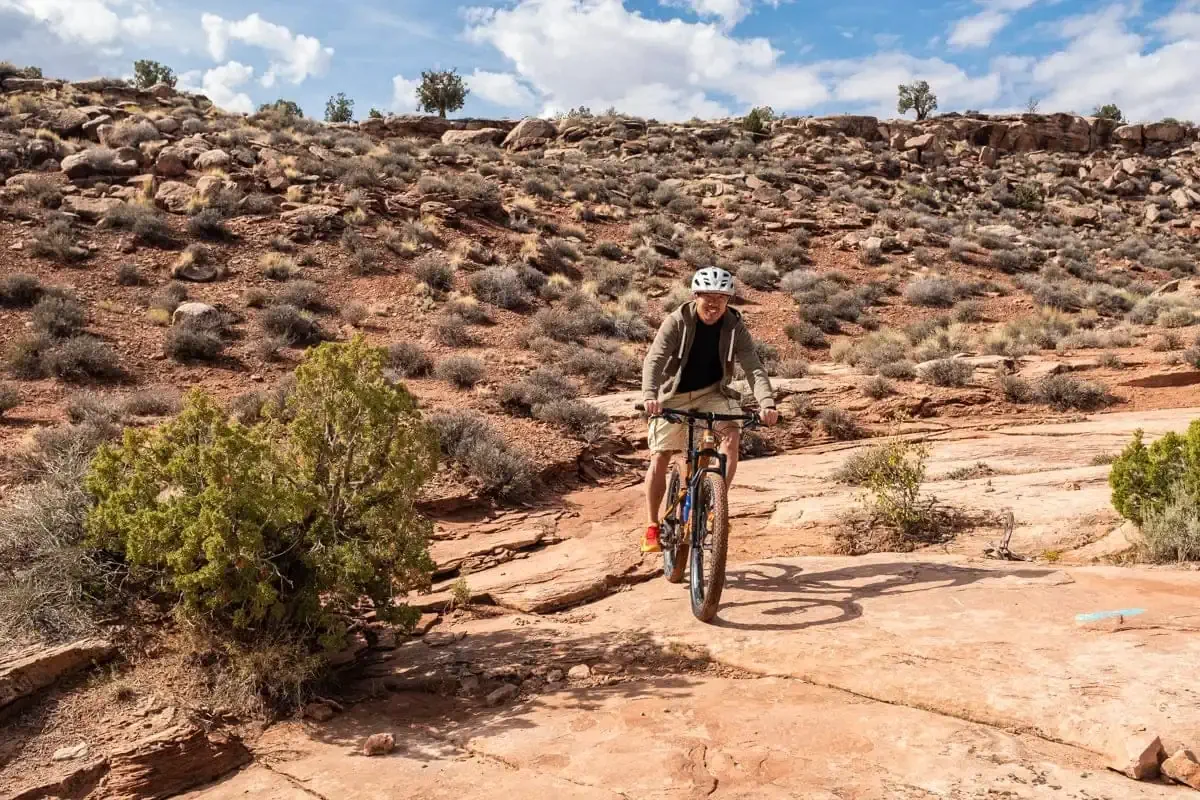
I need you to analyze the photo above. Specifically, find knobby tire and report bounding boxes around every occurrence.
[690,471,729,622]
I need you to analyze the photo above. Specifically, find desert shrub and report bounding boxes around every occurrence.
[123,389,181,417]
[413,253,454,293]
[904,277,967,308]
[785,321,827,348]
[560,344,638,391]
[31,217,87,264]
[532,399,608,442]
[5,334,52,378]
[500,368,578,414]
[954,300,986,323]
[0,273,44,307]
[32,295,86,338]
[879,360,917,380]
[84,338,438,673]
[1035,374,1111,411]
[1158,308,1196,328]
[837,329,911,374]
[341,302,368,326]
[918,358,974,387]
[189,208,234,241]
[101,203,175,247]
[435,355,486,388]
[855,438,944,544]
[165,320,227,362]
[469,266,532,310]
[276,280,324,312]
[818,407,862,440]
[595,241,624,260]
[432,314,476,347]
[261,304,323,346]
[116,263,145,286]
[997,371,1033,403]
[261,253,297,281]
[862,376,894,399]
[739,263,780,290]
[44,337,124,381]
[777,358,809,378]
[386,342,433,377]
[428,410,535,501]
[1107,422,1200,561]
[0,383,18,417]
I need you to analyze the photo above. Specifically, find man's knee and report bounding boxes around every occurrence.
[720,428,741,450]
[647,451,675,475]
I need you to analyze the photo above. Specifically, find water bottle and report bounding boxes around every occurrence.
[681,492,691,525]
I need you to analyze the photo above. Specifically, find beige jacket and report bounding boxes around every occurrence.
[641,301,776,409]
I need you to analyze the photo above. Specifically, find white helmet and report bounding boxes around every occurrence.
[691,267,735,296]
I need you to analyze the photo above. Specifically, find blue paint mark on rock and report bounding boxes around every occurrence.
[1075,608,1145,623]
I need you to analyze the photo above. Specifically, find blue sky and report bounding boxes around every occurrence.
[2,0,1199,123]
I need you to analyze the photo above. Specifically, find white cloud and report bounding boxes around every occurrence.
[201,12,332,87]
[464,0,826,120]
[469,70,537,108]
[179,60,255,114]
[1021,2,1200,122]
[390,74,422,112]
[948,9,1010,48]
[0,0,159,47]
[662,0,754,27]
[947,0,1043,49]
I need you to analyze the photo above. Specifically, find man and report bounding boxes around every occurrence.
[639,267,779,553]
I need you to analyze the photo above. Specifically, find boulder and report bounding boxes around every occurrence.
[61,195,122,221]
[44,108,90,137]
[92,722,251,798]
[1162,750,1200,789]
[979,146,998,167]
[61,149,138,180]
[155,181,197,213]
[154,116,180,134]
[1107,733,1164,781]
[171,302,218,326]
[172,260,219,283]
[503,118,558,150]
[905,133,936,150]
[281,204,346,233]
[1143,121,1186,143]
[1048,202,1099,226]
[196,149,231,170]
[363,732,395,756]
[486,684,520,707]
[1112,124,1143,146]
[154,147,188,177]
[442,128,505,146]
[0,639,116,712]
[81,115,113,141]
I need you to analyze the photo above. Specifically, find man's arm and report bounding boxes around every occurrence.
[733,321,776,410]
[642,314,680,403]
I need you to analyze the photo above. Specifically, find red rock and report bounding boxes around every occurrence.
[363,732,395,756]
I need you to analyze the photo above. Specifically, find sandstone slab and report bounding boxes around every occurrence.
[0,638,115,712]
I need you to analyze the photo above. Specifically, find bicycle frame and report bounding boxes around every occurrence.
[646,407,760,547]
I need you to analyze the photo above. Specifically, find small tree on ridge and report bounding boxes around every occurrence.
[898,80,937,120]
[325,92,354,123]
[132,59,176,89]
[416,68,470,118]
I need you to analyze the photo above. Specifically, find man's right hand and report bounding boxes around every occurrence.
[644,399,661,416]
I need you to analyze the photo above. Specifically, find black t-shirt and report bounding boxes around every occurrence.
[676,316,724,393]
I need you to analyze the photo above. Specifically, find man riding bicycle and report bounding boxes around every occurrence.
[639,267,779,553]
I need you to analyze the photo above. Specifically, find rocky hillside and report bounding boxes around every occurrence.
[2,69,1200,511]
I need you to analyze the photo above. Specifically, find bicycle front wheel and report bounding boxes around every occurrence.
[689,471,729,622]
[662,462,688,583]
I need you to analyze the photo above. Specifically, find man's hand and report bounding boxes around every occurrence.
[761,408,779,427]
[644,399,662,416]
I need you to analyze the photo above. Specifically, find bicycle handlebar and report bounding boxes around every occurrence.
[633,403,769,428]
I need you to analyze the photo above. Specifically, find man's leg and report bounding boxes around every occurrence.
[719,426,741,488]
[645,451,675,525]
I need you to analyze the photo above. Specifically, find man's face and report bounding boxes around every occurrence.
[694,292,729,324]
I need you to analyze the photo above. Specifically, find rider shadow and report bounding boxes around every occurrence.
[710,560,1056,632]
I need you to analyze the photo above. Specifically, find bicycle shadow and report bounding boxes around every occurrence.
[709,559,1055,632]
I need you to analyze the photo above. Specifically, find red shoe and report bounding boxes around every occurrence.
[641,524,662,553]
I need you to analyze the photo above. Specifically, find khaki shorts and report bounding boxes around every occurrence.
[648,384,743,454]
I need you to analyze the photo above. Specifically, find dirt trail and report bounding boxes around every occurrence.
[173,406,1200,799]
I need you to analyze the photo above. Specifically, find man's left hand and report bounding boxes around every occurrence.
[761,408,779,427]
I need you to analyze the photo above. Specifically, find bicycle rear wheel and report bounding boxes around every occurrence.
[688,471,729,622]
[661,462,688,583]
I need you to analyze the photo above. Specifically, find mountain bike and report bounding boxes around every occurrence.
[635,403,762,622]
